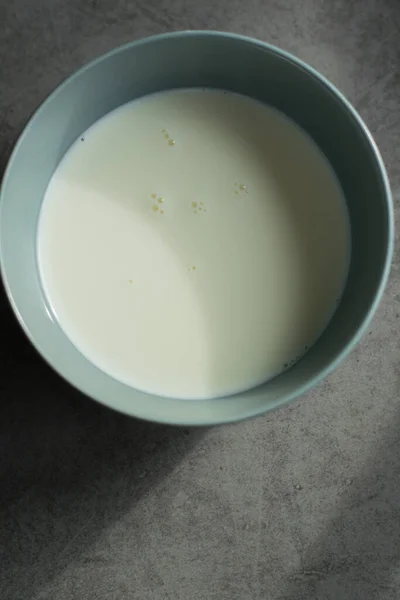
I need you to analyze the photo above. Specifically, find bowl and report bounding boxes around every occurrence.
[0,31,393,426]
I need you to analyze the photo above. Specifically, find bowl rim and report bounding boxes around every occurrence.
[0,30,394,426]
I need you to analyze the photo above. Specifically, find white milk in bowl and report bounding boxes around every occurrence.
[37,89,350,399]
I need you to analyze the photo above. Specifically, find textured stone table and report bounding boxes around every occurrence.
[1,1,399,599]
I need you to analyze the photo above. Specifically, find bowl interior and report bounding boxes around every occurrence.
[0,32,392,425]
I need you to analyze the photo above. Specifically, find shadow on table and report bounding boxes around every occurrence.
[280,385,400,599]
[0,283,205,599]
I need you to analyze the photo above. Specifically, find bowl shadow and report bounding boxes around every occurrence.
[0,281,205,599]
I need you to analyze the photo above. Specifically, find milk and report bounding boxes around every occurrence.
[37,89,350,399]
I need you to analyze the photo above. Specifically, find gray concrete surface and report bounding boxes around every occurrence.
[0,1,399,598]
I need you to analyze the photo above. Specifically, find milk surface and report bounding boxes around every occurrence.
[37,89,350,399]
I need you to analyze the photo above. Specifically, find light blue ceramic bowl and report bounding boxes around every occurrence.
[0,31,394,425]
